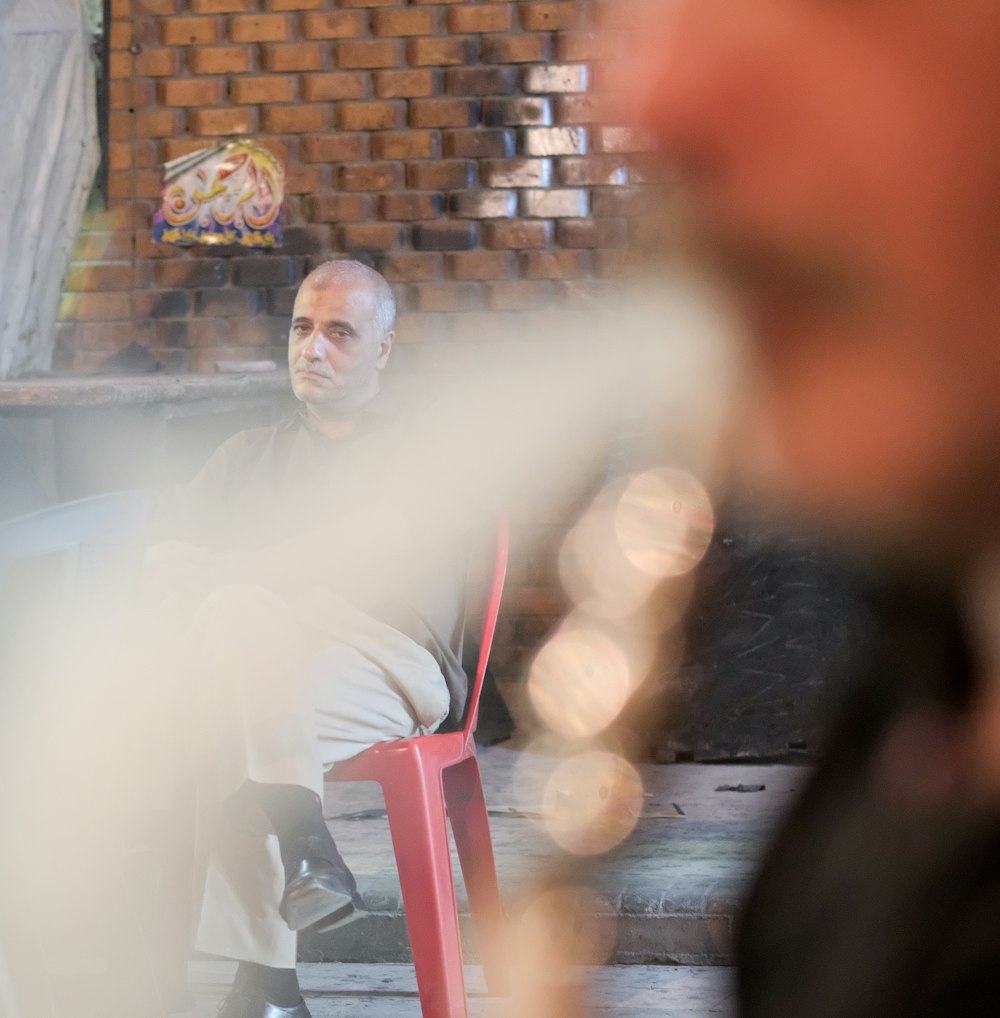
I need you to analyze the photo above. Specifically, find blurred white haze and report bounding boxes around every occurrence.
[0,267,743,1018]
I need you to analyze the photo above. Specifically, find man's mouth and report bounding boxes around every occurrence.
[298,368,332,382]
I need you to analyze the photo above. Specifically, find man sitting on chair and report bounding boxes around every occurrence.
[146,260,470,1018]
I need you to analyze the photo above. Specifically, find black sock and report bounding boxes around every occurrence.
[249,781,339,873]
[234,962,300,1008]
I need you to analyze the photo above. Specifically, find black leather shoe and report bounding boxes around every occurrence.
[279,836,364,932]
[216,987,311,1018]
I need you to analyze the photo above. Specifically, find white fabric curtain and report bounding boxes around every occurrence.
[0,0,99,379]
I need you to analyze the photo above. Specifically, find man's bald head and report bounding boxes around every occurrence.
[301,260,396,338]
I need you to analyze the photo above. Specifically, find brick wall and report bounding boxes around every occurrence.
[55,0,644,693]
[56,0,642,373]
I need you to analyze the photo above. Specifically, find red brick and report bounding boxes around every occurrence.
[306,193,374,222]
[153,259,228,287]
[300,10,366,39]
[192,0,253,11]
[260,42,325,71]
[445,67,516,96]
[136,108,181,136]
[158,77,222,106]
[301,134,369,162]
[106,171,131,199]
[521,250,591,279]
[372,7,435,36]
[336,162,403,191]
[73,232,134,261]
[374,69,437,98]
[409,98,477,129]
[135,47,178,76]
[160,16,218,45]
[337,101,404,131]
[336,223,404,252]
[557,30,604,62]
[558,155,628,187]
[229,14,290,42]
[108,81,133,109]
[284,164,328,194]
[266,0,324,8]
[372,130,438,160]
[63,263,134,292]
[442,128,515,158]
[486,280,553,311]
[134,140,158,167]
[556,218,628,249]
[230,75,295,104]
[446,252,516,281]
[108,21,132,49]
[412,222,476,251]
[158,138,207,161]
[232,256,297,286]
[378,253,442,283]
[189,106,256,135]
[194,289,259,317]
[188,45,251,74]
[406,160,474,190]
[107,141,132,171]
[378,193,445,221]
[413,282,482,313]
[262,104,326,132]
[135,168,166,199]
[108,52,133,78]
[480,34,550,63]
[591,186,643,217]
[78,321,154,353]
[394,313,446,344]
[519,1,582,31]
[593,249,643,279]
[300,71,368,100]
[446,5,510,33]
[482,220,551,249]
[336,39,401,69]
[406,37,475,67]
[58,292,132,321]
[450,189,517,219]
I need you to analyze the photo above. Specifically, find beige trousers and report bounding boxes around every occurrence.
[182,584,450,968]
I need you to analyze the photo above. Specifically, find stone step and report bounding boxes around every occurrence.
[190,961,737,1017]
[312,749,805,967]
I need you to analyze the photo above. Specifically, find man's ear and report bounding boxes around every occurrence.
[376,330,394,370]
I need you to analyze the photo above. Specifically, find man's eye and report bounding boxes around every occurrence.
[293,324,310,337]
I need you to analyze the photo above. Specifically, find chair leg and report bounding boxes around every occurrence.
[443,756,509,996]
[381,760,469,1018]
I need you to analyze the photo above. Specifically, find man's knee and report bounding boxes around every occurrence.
[190,584,304,677]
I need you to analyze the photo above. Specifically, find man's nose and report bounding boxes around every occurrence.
[302,329,327,360]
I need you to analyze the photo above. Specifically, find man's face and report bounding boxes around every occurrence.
[629,1,1000,552]
[288,279,393,418]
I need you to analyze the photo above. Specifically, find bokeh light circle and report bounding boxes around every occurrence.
[528,623,634,739]
[614,467,715,578]
[541,750,645,855]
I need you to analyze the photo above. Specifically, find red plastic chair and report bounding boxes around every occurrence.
[324,521,510,1018]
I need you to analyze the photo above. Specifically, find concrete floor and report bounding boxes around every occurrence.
[306,745,807,967]
[189,961,738,1017]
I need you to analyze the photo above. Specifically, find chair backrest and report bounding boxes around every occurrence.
[463,519,509,739]
[0,490,156,675]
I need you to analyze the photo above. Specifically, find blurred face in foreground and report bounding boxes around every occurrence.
[288,277,393,421]
[629,1,1000,560]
